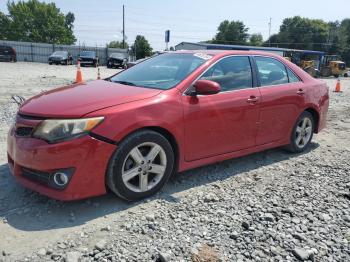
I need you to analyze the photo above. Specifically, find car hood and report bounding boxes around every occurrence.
[19,80,162,118]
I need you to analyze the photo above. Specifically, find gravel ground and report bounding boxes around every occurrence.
[0,62,349,262]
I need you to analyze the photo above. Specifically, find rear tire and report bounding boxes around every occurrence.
[107,130,174,201]
[285,111,314,153]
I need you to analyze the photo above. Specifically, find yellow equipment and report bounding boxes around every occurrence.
[320,55,347,78]
[300,60,318,78]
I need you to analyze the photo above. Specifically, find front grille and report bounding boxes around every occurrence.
[110,58,122,63]
[81,58,93,61]
[15,127,34,137]
[22,168,51,185]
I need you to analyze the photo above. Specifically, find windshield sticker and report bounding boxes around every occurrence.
[193,53,213,60]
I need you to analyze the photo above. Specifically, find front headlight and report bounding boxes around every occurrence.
[33,117,104,143]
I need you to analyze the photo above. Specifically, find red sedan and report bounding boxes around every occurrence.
[7,50,329,201]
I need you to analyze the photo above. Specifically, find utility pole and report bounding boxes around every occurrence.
[268,17,272,47]
[122,5,125,49]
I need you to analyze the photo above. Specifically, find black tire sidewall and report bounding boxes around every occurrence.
[107,130,174,201]
[288,111,314,153]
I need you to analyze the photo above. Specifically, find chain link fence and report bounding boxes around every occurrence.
[0,40,134,65]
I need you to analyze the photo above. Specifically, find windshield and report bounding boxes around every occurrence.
[80,51,95,57]
[110,53,126,59]
[110,53,208,90]
[52,51,67,56]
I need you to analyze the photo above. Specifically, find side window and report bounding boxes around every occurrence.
[255,57,289,86]
[200,56,253,92]
[287,68,300,83]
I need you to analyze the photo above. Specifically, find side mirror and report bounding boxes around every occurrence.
[192,80,221,96]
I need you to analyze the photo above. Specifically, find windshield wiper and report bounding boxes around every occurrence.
[112,80,137,86]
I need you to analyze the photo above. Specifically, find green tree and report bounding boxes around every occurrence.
[339,19,350,64]
[108,40,129,49]
[0,12,11,40]
[212,20,249,45]
[249,33,263,46]
[267,16,329,51]
[1,0,76,44]
[265,34,280,47]
[326,21,341,54]
[131,35,153,59]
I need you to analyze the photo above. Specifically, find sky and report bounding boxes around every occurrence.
[1,0,349,50]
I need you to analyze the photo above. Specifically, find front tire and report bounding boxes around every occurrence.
[286,111,314,153]
[107,130,175,201]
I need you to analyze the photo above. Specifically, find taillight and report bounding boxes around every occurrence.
[11,48,16,54]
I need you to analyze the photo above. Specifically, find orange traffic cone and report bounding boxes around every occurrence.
[334,78,342,93]
[75,60,83,83]
[97,67,101,80]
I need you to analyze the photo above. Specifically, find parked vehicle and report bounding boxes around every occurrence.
[48,51,73,65]
[320,55,347,78]
[7,50,329,201]
[0,45,16,62]
[127,52,165,68]
[344,68,350,77]
[126,58,147,68]
[78,51,99,67]
[107,53,128,69]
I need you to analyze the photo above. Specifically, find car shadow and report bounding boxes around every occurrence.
[0,143,319,232]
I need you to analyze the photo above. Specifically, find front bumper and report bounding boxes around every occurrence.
[7,127,116,201]
[108,59,123,66]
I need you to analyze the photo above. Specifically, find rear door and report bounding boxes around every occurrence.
[253,56,305,145]
[182,56,261,161]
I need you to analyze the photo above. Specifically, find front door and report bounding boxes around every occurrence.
[182,56,261,161]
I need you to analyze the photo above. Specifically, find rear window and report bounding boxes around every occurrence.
[255,57,289,86]
[287,68,300,83]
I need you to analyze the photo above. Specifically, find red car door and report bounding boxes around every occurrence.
[253,56,306,145]
[182,56,261,161]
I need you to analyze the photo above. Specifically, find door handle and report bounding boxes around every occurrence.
[247,96,259,104]
[297,89,305,95]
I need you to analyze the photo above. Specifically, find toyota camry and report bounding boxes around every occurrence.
[7,50,329,201]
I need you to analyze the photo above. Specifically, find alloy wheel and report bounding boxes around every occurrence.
[121,142,167,193]
[295,117,313,149]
